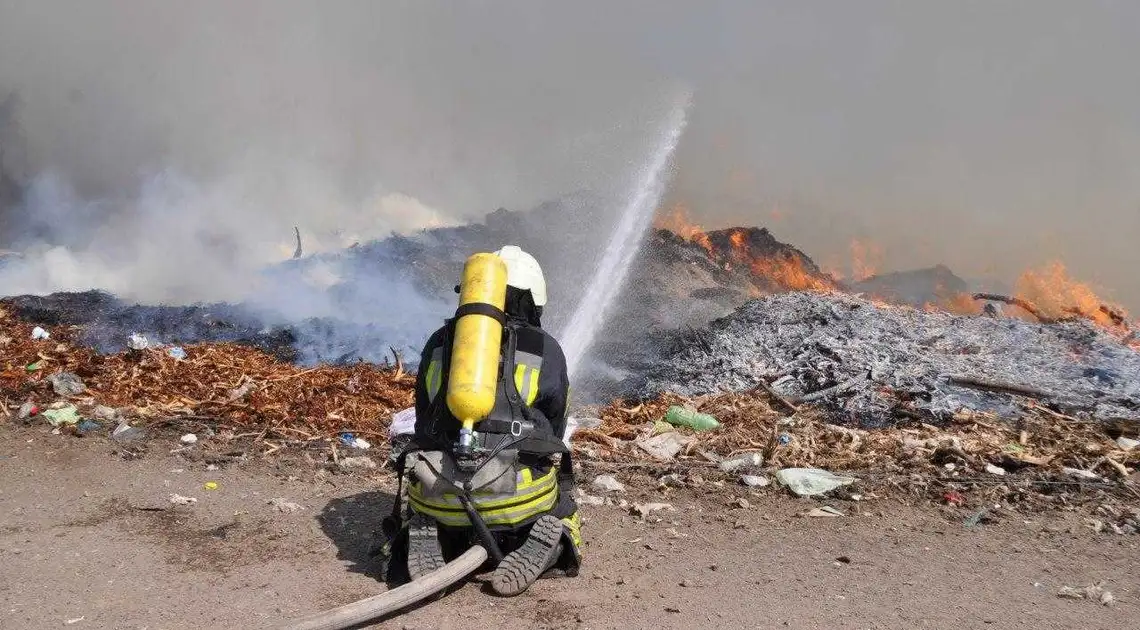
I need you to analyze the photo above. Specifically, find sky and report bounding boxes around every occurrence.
[0,0,1137,308]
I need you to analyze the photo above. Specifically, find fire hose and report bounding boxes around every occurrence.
[274,544,488,630]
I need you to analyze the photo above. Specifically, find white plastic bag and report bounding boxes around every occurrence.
[389,407,416,437]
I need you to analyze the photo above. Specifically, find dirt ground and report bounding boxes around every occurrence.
[2,425,1137,630]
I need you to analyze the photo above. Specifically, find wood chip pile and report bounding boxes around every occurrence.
[1,305,413,439]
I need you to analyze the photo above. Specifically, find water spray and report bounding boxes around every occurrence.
[559,90,692,379]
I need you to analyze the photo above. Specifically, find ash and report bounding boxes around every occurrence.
[632,291,1140,426]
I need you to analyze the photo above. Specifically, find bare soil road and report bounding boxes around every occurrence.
[1,425,1136,629]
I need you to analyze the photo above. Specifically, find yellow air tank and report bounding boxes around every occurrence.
[446,252,508,449]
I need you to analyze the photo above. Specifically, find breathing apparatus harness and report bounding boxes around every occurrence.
[384,281,573,565]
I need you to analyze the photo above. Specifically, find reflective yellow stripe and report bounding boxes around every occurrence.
[425,360,441,401]
[513,364,527,398]
[526,368,540,405]
[410,489,557,527]
[409,467,559,527]
[561,511,582,549]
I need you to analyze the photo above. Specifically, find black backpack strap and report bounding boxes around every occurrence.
[501,322,524,411]
[422,318,456,442]
[558,450,575,489]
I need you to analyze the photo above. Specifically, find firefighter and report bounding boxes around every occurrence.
[407,245,580,596]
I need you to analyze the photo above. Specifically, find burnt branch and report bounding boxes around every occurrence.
[972,293,1055,324]
[946,375,1054,400]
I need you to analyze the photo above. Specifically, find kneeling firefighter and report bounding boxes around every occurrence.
[379,245,580,597]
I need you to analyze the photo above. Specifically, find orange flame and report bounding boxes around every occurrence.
[1014,261,1129,328]
[720,228,836,293]
[922,285,984,316]
[655,203,714,256]
[849,239,884,282]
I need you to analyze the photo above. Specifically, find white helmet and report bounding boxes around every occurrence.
[493,245,547,306]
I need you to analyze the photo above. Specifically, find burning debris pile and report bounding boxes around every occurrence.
[629,291,1140,426]
[2,290,299,359]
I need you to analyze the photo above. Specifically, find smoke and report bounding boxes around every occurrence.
[2,1,1139,315]
[0,0,672,305]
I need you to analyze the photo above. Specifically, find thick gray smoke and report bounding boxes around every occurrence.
[2,1,1139,314]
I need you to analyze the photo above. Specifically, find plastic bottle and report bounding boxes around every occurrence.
[663,406,721,431]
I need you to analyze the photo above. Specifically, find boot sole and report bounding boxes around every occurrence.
[491,515,563,597]
[406,514,446,581]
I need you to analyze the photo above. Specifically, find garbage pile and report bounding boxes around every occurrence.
[575,387,1140,518]
[628,291,1140,426]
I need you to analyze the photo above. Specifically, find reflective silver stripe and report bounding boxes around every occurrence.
[514,351,543,370]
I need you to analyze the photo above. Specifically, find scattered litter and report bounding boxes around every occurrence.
[93,406,119,421]
[631,502,675,517]
[127,333,149,350]
[167,346,187,360]
[636,431,694,461]
[48,372,86,396]
[204,481,219,491]
[180,433,198,445]
[734,497,752,509]
[24,360,42,372]
[337,433,371,449]
[389,407,416,462]
[1115,437,1139,451]
[76,419,101,435]
[31,326,49,340]
[964,509,990,528]
[741,474,770,488]
[389,407,416,436]
[226,378,257,402]
[64,616,85,625]
[775,468,857,497]
[42,405,80,427]
[206,464,219,471]
[269,498,305,513]
[658,473,686,488]
[663,405,720,431]
[718,452,764,473]
[592,475,626,493]
[169,494,198,505]
[984,464,1007,476]
[1057,583,1115,607]
[807,506,845,517]
[942,491,965,506]
[17,401,38,421]
[338,456,378,471]
[111,422,145,442]
[577,494,606,507]
[1062,467,1102,481]
[778,433,792,445]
